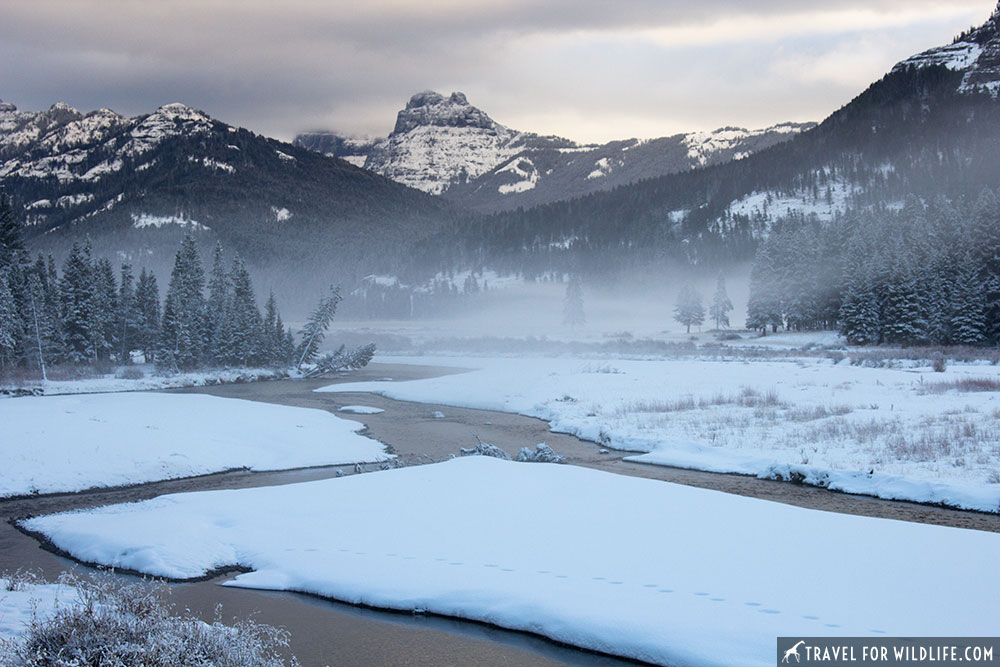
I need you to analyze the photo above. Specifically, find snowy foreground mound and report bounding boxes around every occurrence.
[1,393,390,497]
[24,457,1000,666]
[319,356,1000,511]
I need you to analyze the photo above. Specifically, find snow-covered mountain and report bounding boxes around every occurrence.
[891,1,1000,96]
[0,99,457,316]
[294,92,815,212]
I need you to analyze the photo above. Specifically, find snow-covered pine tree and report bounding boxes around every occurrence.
[970,189,1000,342]
[60,242,97,363]
[709,274,733,329]
[134,269,160,363]
[226,254,262,366]
[839,269,881,345]
[115,263,138,364]
[0,270,21,368]
[0,194,24,271]
[563,275,585,327]
[673,283,705,334]
[92,257,118,362]
[950,262,987,345]
[205,242,230,362]
[746,242,782,334]
[262,291,283,366]
[157,235,206,370]
[880,270,926,345]
[295,284,342,368]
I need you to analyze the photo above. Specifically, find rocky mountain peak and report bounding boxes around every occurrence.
[893,4,1000,95]
[392,90,501,136]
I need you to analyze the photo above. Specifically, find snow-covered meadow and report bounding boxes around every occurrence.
[320,355,1000,511]
[0,393,390,497]
[23,457,1000,666]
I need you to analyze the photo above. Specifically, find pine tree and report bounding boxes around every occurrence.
[746,243,782,334]
[205,242,229,361]
[157,235,206,370]
[0,194,24,271]
[0,270,22,368]
[673,283,705,334]
[563,276,585,327]
[709,274,733,329]
[116,263,138,363]
[262,291,284,366]
[226,254,262,366]
[134,269,161,363]
[951,263,987,345]
[296,284,342,368]
[92,257,118,362]
[60,242,96,363]
[970,189,1000,342]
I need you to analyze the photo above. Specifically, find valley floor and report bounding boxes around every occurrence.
[3,360,1000,666]
[319,354,1000,512]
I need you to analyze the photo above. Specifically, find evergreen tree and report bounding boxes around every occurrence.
[746,242,782,334]
[92,257,118,362]
[226,254,262,366]
[262,291,285,366]
[134,269,161,363]
[0,194,24,271]
[116,263,138,363]
[563,276,585,327]
[673,283,705,334]
[296,284,342,368]
[951,263,987,345]
[157,235,206,370]
[709,274,733,329]
[205,242,229,360]
[0,270,21,368]
[60,242,96,363]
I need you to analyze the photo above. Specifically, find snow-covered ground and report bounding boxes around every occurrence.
[320,355,1000,511]
[0,393,390,497]
[1,365,290,397]
[0,578,71,644]
[23,457,1000,666]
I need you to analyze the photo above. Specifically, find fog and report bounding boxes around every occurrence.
[327,264,754,351]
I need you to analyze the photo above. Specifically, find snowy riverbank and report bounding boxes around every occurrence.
[319,355,1000,511]
[1,392,391,497]
[23,456,1000,666]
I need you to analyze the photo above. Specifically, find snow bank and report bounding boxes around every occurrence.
[2,366,291,397]
[338,405,384,414]
[24,457,1000,666]
[320,355,1000,511]
[1,393,390,497]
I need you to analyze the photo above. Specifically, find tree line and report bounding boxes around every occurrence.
[0,194,296,376]
[746,190,1000,346]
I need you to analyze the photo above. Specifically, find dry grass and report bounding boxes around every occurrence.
[0,572,297,667]
[919,377,1000,394]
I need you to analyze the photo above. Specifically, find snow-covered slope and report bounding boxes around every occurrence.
[892,1,1000,96]
[294,91,814,211]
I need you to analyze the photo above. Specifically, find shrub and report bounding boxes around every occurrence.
[0,573,297,667]
[516,444,566,463]
[932,355,947,373]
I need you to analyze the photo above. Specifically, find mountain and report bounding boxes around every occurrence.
[418,2,1000,279]
[0,100,460,316]
[294,91,814,212]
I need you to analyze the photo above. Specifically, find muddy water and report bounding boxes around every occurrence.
[4,362,997,666]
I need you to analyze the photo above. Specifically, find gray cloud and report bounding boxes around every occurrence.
[0,1,991,143]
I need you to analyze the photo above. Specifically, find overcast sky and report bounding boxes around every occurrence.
[0,1,993,144]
